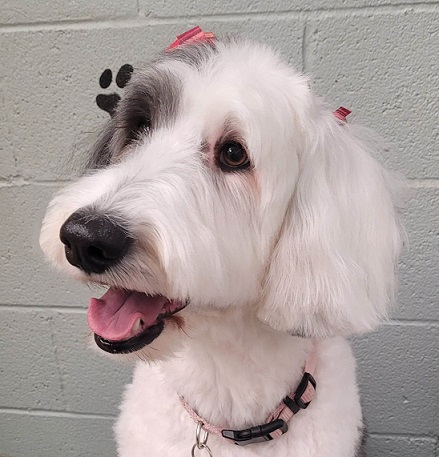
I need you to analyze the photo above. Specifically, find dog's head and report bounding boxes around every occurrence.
[40,37,404,358]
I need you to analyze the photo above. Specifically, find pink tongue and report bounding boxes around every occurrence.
[88,288,168,341]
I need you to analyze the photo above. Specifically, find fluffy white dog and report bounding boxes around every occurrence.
[40,31,404,457]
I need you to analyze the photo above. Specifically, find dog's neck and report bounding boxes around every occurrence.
[161,307,312,429]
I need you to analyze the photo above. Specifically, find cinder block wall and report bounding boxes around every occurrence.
[0,1,438,456]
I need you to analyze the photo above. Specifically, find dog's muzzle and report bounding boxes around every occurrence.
[59,210,132,274]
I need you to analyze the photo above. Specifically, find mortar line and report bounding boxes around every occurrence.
[0,178,73,188]
[407,178,439,188]
[0,407,116,420]
[301,19,307,73]
[0,304,87,313]
[369,432,438,440]
[385,319,439,327]
[47,314,69,411]
[0,177,437,189]
[0,3,438,33]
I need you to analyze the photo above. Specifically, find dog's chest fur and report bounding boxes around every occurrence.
[115,314,363,457]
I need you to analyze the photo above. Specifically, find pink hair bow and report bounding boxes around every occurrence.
[333,106,351,123]
[166,26,216,52]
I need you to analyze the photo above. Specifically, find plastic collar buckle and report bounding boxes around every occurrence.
[283,372,316,414]
[221,419,288,446]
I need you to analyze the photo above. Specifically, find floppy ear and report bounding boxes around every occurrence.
[258,104,405,338]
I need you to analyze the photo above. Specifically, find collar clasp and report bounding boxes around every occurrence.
[221,419,288,446]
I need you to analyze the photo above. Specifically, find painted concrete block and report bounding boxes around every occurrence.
[396,187,439,321]
[367,434,437,457]
[352,323,439,436]
[140,0,439,17]
[0,309,65,410]
[0,0,137,25]
[50,310,132,415]
[0,79,17,179]
[0,412,116,457]
[0,184,91,307]
[306,9,439,178]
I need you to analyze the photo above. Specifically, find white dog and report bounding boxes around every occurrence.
[40,29,404,457]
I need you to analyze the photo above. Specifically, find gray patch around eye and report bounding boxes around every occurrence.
[84,38,231,170]
[84,69,182,171]
[111,67,183,152]
[85,119,117,171]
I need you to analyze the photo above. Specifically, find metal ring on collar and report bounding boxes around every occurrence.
[191,443,213,457]
[196,422,209,448]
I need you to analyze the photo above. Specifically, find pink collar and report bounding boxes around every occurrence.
[180,340,318,446]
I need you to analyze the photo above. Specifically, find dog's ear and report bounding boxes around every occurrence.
[258,106,405,338]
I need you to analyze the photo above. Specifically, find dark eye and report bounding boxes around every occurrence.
[125,117,151,145]
[218,142,250,171]
[135,117,151,133]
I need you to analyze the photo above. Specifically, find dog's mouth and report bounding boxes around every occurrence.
[87,288,187,354]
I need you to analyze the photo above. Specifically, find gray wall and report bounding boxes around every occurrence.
[0,1,438,456]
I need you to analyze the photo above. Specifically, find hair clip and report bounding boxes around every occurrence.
[166,26,215,52]
[333,106,352,123]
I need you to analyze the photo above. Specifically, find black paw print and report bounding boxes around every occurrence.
[96,64,133,117]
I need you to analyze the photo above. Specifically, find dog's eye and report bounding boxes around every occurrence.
[218,142,250,171]
[124,117,151,145]
[135,117,151,133]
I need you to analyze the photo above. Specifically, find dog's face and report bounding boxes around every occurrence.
[40,39,403,358]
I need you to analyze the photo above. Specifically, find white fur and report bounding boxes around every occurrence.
[40,38,404,456]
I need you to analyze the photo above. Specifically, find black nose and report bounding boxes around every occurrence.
[59,211,132,274]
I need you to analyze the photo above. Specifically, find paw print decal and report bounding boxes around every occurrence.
[96,64,133,117]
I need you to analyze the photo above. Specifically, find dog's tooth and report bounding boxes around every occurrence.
[132,318,143,334]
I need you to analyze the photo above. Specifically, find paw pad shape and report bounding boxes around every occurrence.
[96,64,133,116]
